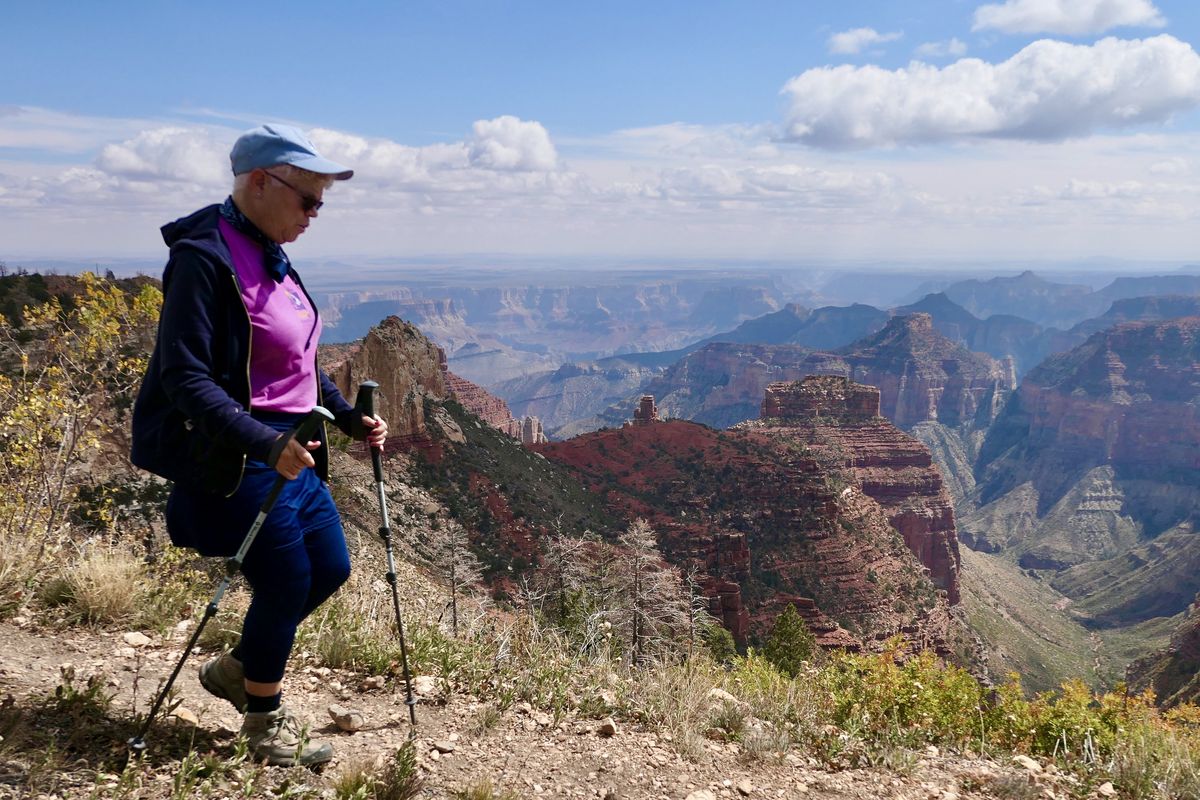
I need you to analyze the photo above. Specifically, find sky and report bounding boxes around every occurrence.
[3,0,1200,267]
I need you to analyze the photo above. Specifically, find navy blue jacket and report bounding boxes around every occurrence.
[131,204,354,496]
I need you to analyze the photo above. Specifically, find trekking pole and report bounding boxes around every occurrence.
[128,406,336,752]
[356,380,418,727]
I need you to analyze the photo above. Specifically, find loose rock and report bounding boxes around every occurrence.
[328,704,365,732]
[171,706,198,725]
[1013,754,1042,773]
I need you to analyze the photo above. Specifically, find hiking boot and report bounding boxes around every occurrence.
[198,652,247,712]
[240,705,333,767]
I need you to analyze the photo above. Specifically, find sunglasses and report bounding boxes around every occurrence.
[265,171,324,213]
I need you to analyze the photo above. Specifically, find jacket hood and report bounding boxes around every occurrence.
[161,203,225,255]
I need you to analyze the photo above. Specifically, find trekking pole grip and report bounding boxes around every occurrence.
[294,405,335,444]
[256,405,335,516]
[355,380,384,482]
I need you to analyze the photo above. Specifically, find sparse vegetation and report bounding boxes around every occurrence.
[3,273,1200,798]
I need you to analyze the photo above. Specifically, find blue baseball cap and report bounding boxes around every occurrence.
[229,124,353,180]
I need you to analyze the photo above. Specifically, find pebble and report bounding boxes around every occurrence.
[597,718,618,737]
[171,706,198,725]
[736,779,753,796]
[121,632,151,647]
[361,675,386,691]
[1097,782,1117,797]
[328,704,365,732]
[432,740,456,754]
[686,791,717,800]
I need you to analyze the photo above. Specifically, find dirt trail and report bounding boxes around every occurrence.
[0,620,1042,799]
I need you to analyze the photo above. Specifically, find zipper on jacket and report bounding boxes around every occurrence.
[226,271,252,498]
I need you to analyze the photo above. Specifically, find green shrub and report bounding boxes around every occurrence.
[703,622,738,665]
[762,604,815,679]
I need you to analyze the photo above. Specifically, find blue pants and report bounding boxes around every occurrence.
[166,432,350,684]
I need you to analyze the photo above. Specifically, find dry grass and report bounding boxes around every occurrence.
[0,531,46,616]
[47,544,145,626]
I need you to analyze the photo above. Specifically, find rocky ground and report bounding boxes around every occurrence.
[0,620,1108,800]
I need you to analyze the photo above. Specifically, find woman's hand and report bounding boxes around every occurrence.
[274,437,320,480]
[362,414,388,451]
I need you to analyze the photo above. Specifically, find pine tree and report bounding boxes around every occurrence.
[762,604,816,678]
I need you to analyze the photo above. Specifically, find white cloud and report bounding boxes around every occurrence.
[651,164,897,209]
[915,38,968,58]
[828,28,903,55]
[0,106,165,153]
[1,109,1199,263]
[781,35,1200,148]
[468,116,558,171]
[973,0,1166,35]
[96,127,229,186]
[1149,157,1189,174]
[610,123,781,160]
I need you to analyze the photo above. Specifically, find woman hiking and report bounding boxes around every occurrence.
[131,124,387,767]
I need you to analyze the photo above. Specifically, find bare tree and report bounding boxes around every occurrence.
[426,519,483,637]
[608,518,689,665]
[537,524,590,625]
[682,564,714,662]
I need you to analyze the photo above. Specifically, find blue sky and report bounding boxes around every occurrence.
[3,0,1200,265]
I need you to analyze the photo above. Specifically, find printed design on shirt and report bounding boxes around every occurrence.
[285,287,312,319]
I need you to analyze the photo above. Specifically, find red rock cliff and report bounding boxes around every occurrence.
[750,375,961,605]
[439,350,547,444]
[321,315,445,440]
[977,317,1200,513]
[536,419,958,654]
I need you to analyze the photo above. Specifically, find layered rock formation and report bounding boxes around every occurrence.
[537,406,965,656]
[494,360,660,437]
[976,318,1200,519]
[838,313,1013,429]
[620,313,1013,432]
[439,351,546,444]
[1129,594,1200,707]
[964,318,1200,628]
[631,395,659,425]
[748,376,962,604]
[320,315,546,447]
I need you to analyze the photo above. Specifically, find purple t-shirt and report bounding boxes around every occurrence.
[219,218,321,413]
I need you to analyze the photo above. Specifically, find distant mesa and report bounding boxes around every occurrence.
[761,374,879,422]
